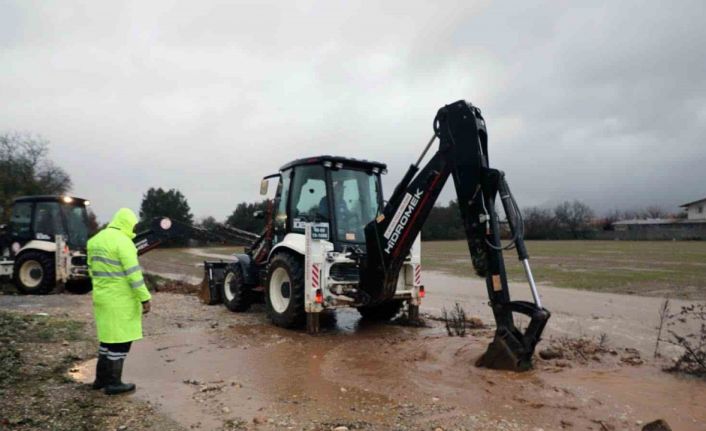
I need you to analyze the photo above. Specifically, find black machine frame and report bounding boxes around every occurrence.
[359,100,550,370]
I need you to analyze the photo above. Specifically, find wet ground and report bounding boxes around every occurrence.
[141,247,703,358]
[3,269,705,430]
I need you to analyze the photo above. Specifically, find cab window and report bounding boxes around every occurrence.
[274,169,291,233]
[33,202,66,240]
[10,202,33,239]
[289,165,329,232]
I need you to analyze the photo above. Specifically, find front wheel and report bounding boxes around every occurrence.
[265,253,305,328]
[13,251,55,295]
[222,265,251,312]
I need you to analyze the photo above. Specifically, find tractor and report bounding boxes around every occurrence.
[197,100,551,371]
[0,195,92,294]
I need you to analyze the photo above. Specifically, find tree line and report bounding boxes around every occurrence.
[1,133,686,243]
[139,187,687,242]
[423,200,685,240]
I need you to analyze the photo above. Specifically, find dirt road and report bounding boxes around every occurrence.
[2,271,705,430]
[140,245,700,359]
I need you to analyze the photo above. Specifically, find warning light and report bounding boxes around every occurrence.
[62,196,73,203]
[419,286,426,298]
[315,289,323,304]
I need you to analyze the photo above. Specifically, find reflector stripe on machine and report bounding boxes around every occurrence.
[414,264,422,286]
[311,264,319,289]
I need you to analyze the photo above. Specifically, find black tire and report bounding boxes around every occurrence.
[65,278,93,294]
[265,252,305,328]
[13,251,55,295]
[357,300,404,321]
[222,265,251,312]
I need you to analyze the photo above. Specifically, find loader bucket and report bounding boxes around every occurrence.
[475,331,533,372]
[476,303,550,372]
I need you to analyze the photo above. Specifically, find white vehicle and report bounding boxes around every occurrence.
[0,195,92,294]
[203,156,423,332]
[203,101,550,371]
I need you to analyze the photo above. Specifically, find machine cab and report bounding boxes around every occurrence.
[264,156,386,251]
[6,196,91,255]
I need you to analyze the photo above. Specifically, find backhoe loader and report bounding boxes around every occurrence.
[194,100,550,371]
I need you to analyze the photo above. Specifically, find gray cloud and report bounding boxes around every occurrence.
[1,0,704,222]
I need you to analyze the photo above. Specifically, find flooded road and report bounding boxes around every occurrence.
[421,271,704,358]
[5,260,705,430]
[72,302,706,431]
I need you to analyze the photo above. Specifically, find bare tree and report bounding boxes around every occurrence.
[0,132,72,222]
[601,209,622,231]
[642,205,667,219]
[554,200,595,238]
[522,206,558,239]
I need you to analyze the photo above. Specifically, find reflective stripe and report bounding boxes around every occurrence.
[125,265,141,275]
[91,266,142,278]
[91,256,121,266]
[106,352,127,357]
[130,279,145,289]
[92,270,128,277]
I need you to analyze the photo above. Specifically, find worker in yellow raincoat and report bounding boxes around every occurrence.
[87,208,152,395]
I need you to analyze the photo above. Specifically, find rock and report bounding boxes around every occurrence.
[221,407,230,414]
[252,416,266,424]
[642,419,672,431]
[431,397,440,402]
[62,340,69,346]
[434,427,444,431]
[539,348,563,360]
[339,387,347,393]
[117,426,128,431]
[332,427,349,431]
[621,348,643,365]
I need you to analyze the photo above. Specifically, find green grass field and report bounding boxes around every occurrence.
[422,240,706,299]
[134,241,706,300]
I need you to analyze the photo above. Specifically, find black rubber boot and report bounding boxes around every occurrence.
[91,355,109,390]
[104,358,136,395]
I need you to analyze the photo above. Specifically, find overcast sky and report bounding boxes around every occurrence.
[1,0,704,223]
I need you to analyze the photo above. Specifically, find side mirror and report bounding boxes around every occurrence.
[260,179,269,196]
[253,210,265,219]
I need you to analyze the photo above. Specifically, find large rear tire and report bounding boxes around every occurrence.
[222,265,251,312]
[13,251,55,295]
[265,253,305,328]
[357,300,404,321]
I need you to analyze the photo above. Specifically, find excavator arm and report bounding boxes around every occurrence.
[134,217,259,256]
[362,100,550,371]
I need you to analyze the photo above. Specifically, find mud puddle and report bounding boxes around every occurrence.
[421,270,705,358]
[73,304,706,430]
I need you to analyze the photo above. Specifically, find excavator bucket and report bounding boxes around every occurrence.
[476,301,550,371]
[476,336,532,372]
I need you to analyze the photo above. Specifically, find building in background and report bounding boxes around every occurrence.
[608,197,706,240]
[680,197,706,220]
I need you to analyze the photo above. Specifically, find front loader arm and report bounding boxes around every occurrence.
[362,100,550,371]
[134,217,260,256]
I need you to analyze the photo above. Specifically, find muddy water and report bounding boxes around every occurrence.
[421,270,705,358]
[74,302,706,430]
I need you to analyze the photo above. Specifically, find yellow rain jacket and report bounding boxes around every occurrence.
[87,208,151,343]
